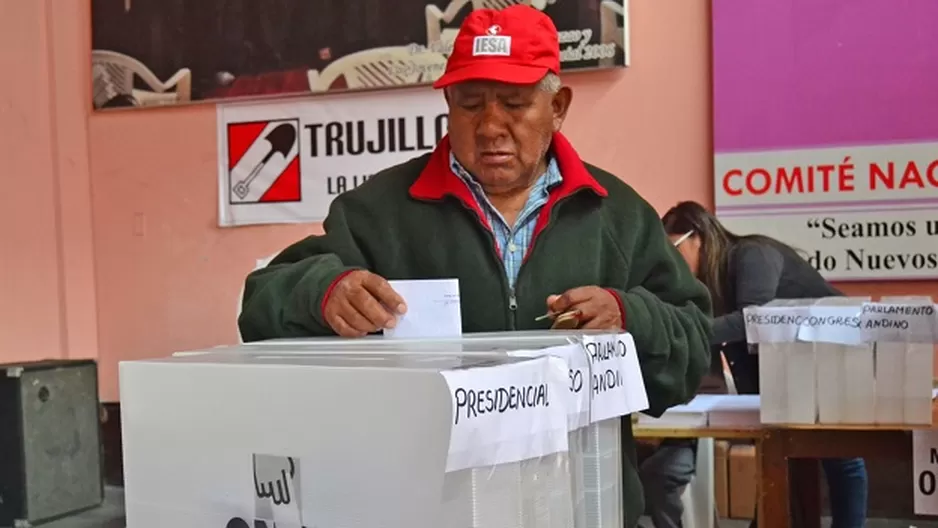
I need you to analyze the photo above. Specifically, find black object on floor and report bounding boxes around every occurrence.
[0,360,104,526]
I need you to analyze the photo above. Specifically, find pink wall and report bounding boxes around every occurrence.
[2,0,936,401]
[0,0,99,365]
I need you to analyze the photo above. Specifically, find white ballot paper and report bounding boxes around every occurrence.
[384,279,462,338]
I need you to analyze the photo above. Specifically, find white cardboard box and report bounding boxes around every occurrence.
[120,351,573,528]
[173,331,645,528]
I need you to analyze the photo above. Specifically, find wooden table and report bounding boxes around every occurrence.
[634,401,938,528]
[756,403,938,528]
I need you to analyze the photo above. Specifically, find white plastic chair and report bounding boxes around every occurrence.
[471,0,553,10]
[91,50,191,109]
[680,437,719,528]
[310,46,449,91]
[425,0,469,54]
[425,0,557,54]
[599,0,630,68]
[679,352,736,528]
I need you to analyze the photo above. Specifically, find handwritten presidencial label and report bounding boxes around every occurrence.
[860,302,938,344]
[439,356,569,473]
[743,305,812,344]
[508,344,591,430]
[581,333,649,422]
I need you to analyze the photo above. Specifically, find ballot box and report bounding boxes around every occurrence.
[812,297,874,425]
[121,351,573,528]
[744,297,937,426]
[164,331,648,528]
[872,296,937,425]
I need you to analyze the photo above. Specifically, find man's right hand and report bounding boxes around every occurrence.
[323,270,407,337]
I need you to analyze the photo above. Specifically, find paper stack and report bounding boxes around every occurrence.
[637,394,760,429]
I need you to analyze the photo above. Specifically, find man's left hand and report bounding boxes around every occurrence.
[546,286,622,330]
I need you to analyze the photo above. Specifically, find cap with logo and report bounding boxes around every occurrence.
[432,5,561,89]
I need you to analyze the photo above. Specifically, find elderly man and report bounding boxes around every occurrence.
[239,6,711,526]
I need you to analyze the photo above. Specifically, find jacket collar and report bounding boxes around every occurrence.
[408,132,608,202]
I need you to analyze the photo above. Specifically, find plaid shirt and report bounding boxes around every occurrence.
[450,152,563,288]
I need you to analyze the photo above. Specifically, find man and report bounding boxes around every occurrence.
[239,6,712,526]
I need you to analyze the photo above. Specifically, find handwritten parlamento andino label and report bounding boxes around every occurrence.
[581,333,648,422]
[860,302,938,343]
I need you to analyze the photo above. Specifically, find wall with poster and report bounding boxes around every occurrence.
[17,0,938,412]
[217,89,448,226]
[90,0,629,110]
[712,0,938,282]
[3,0,712,401]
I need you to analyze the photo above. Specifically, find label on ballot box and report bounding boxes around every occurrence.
[440,356,569,472]
[743,305,811,343]
[795,306,864,345]
[582,333,649,422]
[508,344,591,430]
[860,302,938,344]
[913,430,938,515]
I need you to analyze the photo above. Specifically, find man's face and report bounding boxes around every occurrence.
[446,80,572,194]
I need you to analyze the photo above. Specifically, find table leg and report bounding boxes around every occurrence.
[759,430,790,528]
[789,458,821,528]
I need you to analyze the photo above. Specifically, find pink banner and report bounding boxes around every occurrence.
[713,0,938,154]
[711,0,938,281]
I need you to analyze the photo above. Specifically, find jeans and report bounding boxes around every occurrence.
[639,440,697,528]
[821,457,868,528]
[748,457,868,528]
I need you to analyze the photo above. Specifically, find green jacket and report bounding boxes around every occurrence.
[239,133,713,527]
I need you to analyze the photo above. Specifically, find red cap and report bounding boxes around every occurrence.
[432,5,561,89]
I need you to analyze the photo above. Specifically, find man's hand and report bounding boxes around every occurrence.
[546,286,622,330]
[323,270,407,337]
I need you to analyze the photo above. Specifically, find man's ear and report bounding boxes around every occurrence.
[551,86,573,132]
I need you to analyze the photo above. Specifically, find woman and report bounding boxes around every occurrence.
[660,201,868,528]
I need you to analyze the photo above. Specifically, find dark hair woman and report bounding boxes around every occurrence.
[661,200,868,528]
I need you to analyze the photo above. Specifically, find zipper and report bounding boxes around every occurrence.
[453,200,514,328]
[453,188,585,330]
[508,287,519,330]
[512,192,579,323]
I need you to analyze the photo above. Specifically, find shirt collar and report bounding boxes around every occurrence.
[448,151,564,193]
[408,133,608,204]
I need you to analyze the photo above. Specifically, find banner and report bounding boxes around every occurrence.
[91,0,629,110]
[217,87,446,226]
[712,0,938,281]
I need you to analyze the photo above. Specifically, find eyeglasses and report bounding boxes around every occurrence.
[673,230,694,247]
